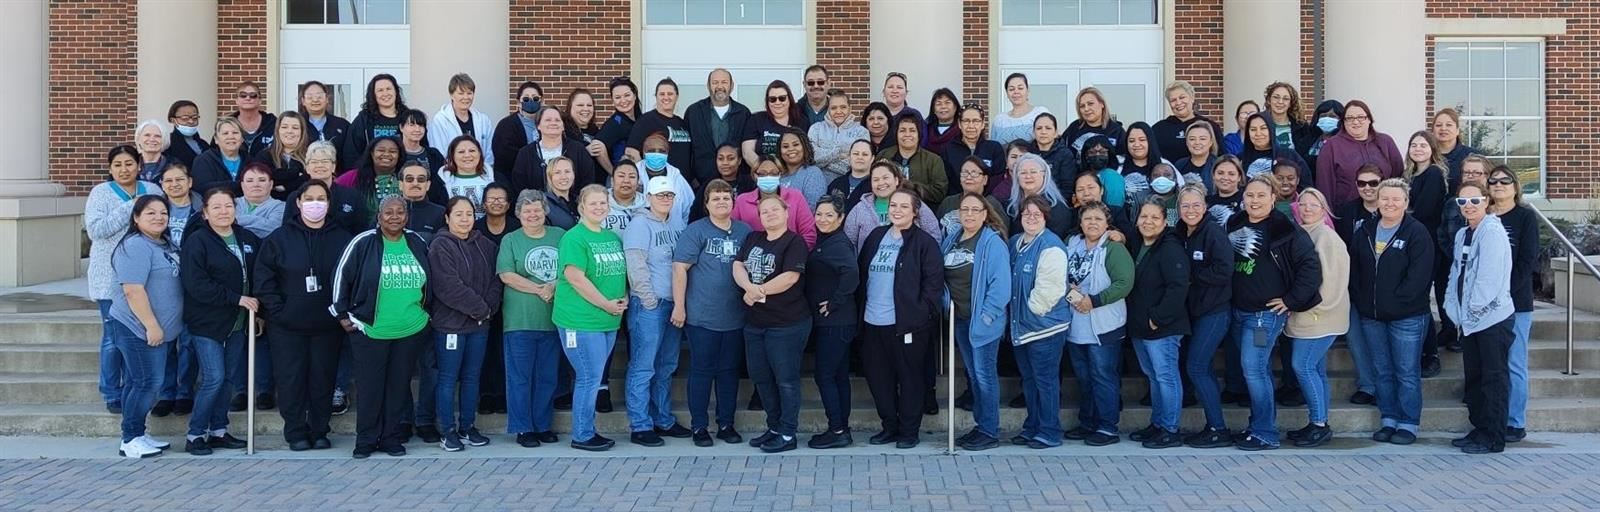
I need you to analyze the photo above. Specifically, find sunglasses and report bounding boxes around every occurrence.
[1455,197,1486,207]
[238,91,259,99]
[1356,179,1381,188]
[401,176,430,183]
[767,95,789,104]
[1488,177,1515,186]
[805,80,826,87]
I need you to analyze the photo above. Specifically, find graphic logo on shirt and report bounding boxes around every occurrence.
[602,210,631,233]
[666,126,691,144]
[745,246,775,284]
[869,244,898,274]
[380,251,425,289]
[944,246,974,270]
[701,236,739,263]
[1066,246,1097,285]
[1208,204,1235,227]
[1246,159,1274,178]
[1124,173,1150,195]
[590,240,627,277]
[1229,226,1264,275]
[653,229,679,252]
[524,246,559,282]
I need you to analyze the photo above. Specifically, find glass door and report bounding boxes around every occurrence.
[280,67,412,119]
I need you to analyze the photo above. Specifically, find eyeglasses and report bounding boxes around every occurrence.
[1357,179,1381,188]
[960,170,985,178]
[173,115,200,122]
[400,176,430,183]
[1455,197,1486,207]
[1179,202,1206,211]
[238,92,259,99]
[1020,211,1045,219]
[484,197,508,203]
[1488,177,1515,186]
[957,207,986,214]
[1345,115,1371,122]
[307,158,335,166]
[805,80,826,87]
[160,178,189,185]
[767,95,789,104]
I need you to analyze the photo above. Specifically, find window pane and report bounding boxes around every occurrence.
[1002,0,1039,25]
[1040,0,1080,25]
[1434,80,1467,113]
[766,0,802,24]
[286,0,325,24]
[1031,84,1072,121]
[1435,42,1469,79]
[1505,42,1540,79]
[648,0,687,25]
[362,0,407,24]
[1095,83,1146,127]
[1121,0,1155,24]
[1504,158,1542,195]
[330,84,353,119]
[329,0,355,23]
[727,0,764,25]
[1082,0,1119,25]
[1505,120,1541,158]
[1469,80,1504,116]
[1505,79,1541,117]
[1463,120,1504,156]
[736,84,768,110]
[1469,42,1506,79]
[684,0,722,23]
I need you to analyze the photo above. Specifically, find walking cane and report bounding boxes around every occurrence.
[246,314,256,455]
[946,303,956,454]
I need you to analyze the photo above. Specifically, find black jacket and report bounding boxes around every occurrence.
[1064,119,1127,155]
[684,98,752,184]
[342,110,400,170]
[180,222,262,340]
[427,230,503,333]
[491,112,535,181]
[1226,209,1322,312]
[164,129,212,169]
[190,149,248,197]
[1333,199,1377,247]
[505,138,598,200]
[252,215,353,333]
[283,182,369,235]
[331,229,431,327]
[857,224,945,336]
[1408,165,1448,243]
[1151,114,1222,166]
[942,138,1006,199]
[406,200,446,243]
[220,111,278,158]
[1032,140,1078,194]
[1176,217,1233,317]
[542,191,579,230]
[806,230,859,327]
[1349,214,1436,321]
[254,147,307,201]
[304,114,351,152]
[1127,231,1192,339]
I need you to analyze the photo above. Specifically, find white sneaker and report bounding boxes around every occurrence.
[137,435,170,450]
[119,439,161,459]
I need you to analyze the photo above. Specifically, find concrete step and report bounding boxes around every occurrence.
[5,398,1596,438]
[0,343,99,374]
[0,312,102,345]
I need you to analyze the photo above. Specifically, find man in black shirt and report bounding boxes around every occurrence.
[685,69,751,185]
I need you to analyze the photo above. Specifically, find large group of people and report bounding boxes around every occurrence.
[90,65,1536,459]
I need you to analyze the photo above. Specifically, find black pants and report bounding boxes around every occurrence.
[1430,258,1458,353]
[480,315,505,405]
[272,327,343,443]
[1462,316,1514,447]
[862,324,929,441]
[352,329,425,450]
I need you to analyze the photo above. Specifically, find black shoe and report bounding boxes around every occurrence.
[478,401,494,415]
[312,437,332,450]
[1138,392,1153,407]
[1444,340,1464,353]
[955,389,974,411]
[749,430,778,447]
[352,445,374,459]
[761,435,798,453]
[1027,439,1059,449]
[416,425,441,444]
[1505,427,1527,443]
[208,433,248,450]
[1084,432,1120,446]
[895,437,920,449]
[716,426,742,445]
[571,435,614,452]
[395,423,414,445]
[1010,434,1033,446]
[956,428,981,447]
[440,431,465,452]
[693,429,714,447]
[1292,425,1332,448]
[535,431,559,444]
[1143,431,1184,449]
[923,393,939,415]
[185,438,214,456]
[1129,425,1161,443]
[595,389,613,413]
[1182,393,1197,408]
[1275,387,1305,407]
[517,432,541,448]
[151,400,174,417]
[382,443,406,457]
[1421,356,1442,378]
[1286,423,1316,442]
[1231,429,1251,444]
[1220,391,1247,407]
[1184,427,1234,449]
[256,392,276,411]
[869,430,897,445]
[460,427,490,447]
[631,430,664,447]
[656,423,693,439]
[962,434,1000,451]
[808,429,851,449]
[1372,427,1396,443]
[331,392,348,416]
[1063,426,1092,441]
[1452,432,1476,448]
[1008,393,1027,408]
[1349,391,1376,405]
[1389,429,1417,445]
[747,392,763,411]
[229,393,247,412]
[553,393,573,411]
[173,399,193,415]
[1461,440,1504,454]
[289,439,313,452]
[1234,434,1278,451]
[105,401,122,414]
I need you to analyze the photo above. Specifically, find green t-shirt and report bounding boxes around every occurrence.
[497,226,566,332]
[364,237,428,340]
[874,197,890,225]
[553,223,628,332]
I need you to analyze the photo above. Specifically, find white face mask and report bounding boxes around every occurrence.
[176,124,200,137]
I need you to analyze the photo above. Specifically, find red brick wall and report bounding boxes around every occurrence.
[1300,0,1320,115]
[508,0,632,115]
[1425,1,1598,199]
[216,0,268,118]
[961,0,990,107]
[816,0,871,100]
[1172,0,1224,119]
[48,1,138,193]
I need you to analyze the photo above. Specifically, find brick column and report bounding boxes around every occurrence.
[1174,0,1225,120]
[507,0,631,113]
[961,0,990,107]
[216,0,268,117]
[48,0,138,192]
[815,0,871,98]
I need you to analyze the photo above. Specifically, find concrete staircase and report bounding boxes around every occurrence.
[3,305,1598,437]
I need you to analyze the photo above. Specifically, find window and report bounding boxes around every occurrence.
[286,0,408,25]
[1002,0,1156,26]
[1434,39,1544,194]
[646,0,802,26]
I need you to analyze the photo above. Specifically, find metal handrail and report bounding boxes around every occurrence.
[1527,204,1600,375]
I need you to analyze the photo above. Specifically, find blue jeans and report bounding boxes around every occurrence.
[175,334,198,400]
[157,335,182,401]
[434,328,489,432]
[812,324,854,432]
[624,297,682,432]
[1291,335,1336,425]
[1133,334,1183,432]
[559,328,617,442]
[187,332,245,438]
[1345,308,1376,395]
[687,325,745,431]
[1066,329,1124,436]
[231,332,274,396]
[97,300,123,405]
[745,319,812,437]
[504,330,560,434]
[955,318,1001,438]
[1234,309,1288,445]
[107,320,167,442]
[1223,323,1245,395]
[1360,313,1428,433]
[1184,309,1231,430]
[1509,311,1532,428]
[1016,333,1067,444]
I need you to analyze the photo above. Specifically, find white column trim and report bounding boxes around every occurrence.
[1425,17,1567,37]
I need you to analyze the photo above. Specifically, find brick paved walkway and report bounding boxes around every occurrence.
[3,451,1599,511]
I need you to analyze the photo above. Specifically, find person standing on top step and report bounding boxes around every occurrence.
[343,75,407,170]
[1152,81,1223,163]
[687,69,752,185]
[1064,87,1126,154]
[992,73,1048,145]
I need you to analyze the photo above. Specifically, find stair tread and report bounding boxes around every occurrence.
[0,343,97,352]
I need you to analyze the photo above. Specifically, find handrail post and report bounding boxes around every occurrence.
[1527,203,1594,377]
[947,304,956,455]
[247,315,256,454]
[1567,253,1577,376]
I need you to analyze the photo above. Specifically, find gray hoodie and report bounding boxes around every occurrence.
[1445,213,1514,335]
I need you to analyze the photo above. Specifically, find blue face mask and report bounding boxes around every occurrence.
[643,152,668,170]
[756,176,781,193]
[1317,116,1339,134]
[1151,176,1176,194]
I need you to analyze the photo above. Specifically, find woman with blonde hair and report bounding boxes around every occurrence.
[1283,187,1350,447]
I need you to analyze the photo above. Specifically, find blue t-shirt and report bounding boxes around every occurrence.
[671,218,753,331]
[1097,167,1125,208]
[623,210,686,304]
[863,233,902,326]
[223,156,242,179]
[110,234,184,342]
